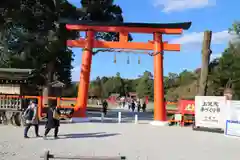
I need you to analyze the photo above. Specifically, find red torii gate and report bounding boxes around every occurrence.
[63,20,191,125]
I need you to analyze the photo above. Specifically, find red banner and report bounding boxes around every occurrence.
[145,96,149,104]
[178,100,195,115]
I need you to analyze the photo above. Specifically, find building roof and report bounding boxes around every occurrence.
[0,68,34,82]
[0,68,33,74]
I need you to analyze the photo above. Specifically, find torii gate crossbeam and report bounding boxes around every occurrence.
[62,19,191,125]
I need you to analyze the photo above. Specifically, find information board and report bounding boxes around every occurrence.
[226,100,240,121]
[225,100,240,138]
[225,120,240,138]
[195,96,226,129]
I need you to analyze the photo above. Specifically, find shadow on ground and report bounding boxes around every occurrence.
[192,126,224,134]
[58,132,120,139]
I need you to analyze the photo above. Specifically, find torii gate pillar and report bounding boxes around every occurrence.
[73,31,94,122]
[151,33,167,125]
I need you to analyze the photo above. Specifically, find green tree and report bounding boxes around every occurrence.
[0,0,78,85]
[80,0,132,43]
[178,70,197,86]
[136,71,153,99]
[209,45,240,98]
[89,76,103,98]
[0,0,126,101]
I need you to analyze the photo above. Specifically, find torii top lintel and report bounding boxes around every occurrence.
[60,19,192,51]
[61,19,191,34]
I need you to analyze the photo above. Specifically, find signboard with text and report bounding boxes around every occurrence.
[195,96,226,129]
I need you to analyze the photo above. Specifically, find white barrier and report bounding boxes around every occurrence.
[118,112,121,123]
[99,112,139,124]
[134,114,138,124]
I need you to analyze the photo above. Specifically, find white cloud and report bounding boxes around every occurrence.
[210,53,221,61]
[171,30,236,45]
[72,66,80,72]
[153,0,216,13]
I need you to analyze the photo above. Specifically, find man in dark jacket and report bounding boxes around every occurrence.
[131,100,135,112]
[137,101,141,112]
[23,100,39,138]
[142,102,147,112]
[43,105,60,139]
[102,100,108,116]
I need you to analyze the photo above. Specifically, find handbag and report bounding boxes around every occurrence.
[52,108,60,120]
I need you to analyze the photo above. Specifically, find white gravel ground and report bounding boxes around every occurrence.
[0,123,240,160]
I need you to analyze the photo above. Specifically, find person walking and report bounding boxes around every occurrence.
[43,105,60,139]
[121,97,126,108]
[102,99,108,116]
[128,100,131,110]
[23,100,39,138]
[137,101,141,112]
[122,101,125,108]
[131,100,135,112]
[142,102,147,112]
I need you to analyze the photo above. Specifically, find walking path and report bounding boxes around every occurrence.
[0,122,239,160]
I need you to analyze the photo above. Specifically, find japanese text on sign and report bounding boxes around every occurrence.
[201,101,220,112]
[200,101,220,122]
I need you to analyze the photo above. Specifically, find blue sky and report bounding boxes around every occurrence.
[68,0,239,81]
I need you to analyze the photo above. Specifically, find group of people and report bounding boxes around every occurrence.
[128,100,147,112]
[23,100,60,139]
[23,98,147,139]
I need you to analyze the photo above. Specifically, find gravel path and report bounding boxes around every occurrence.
[0,123,239,160]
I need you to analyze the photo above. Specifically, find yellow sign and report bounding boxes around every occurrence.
[185,104,195,111]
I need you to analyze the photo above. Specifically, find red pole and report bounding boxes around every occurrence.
[152,32,167,125]
[75,30,94,118]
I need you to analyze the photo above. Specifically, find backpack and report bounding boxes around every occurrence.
[23,108,34,120]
